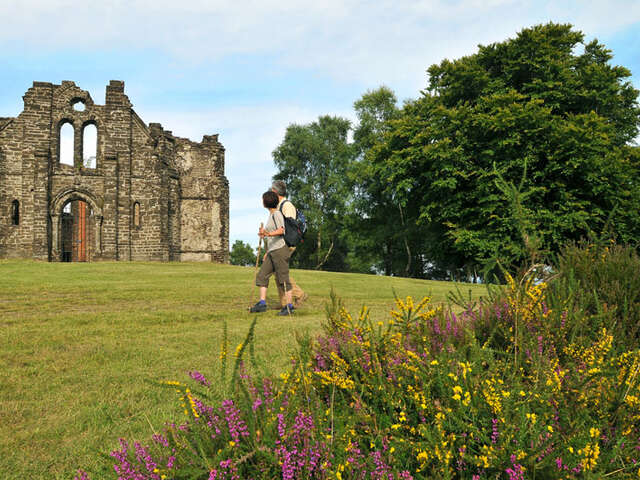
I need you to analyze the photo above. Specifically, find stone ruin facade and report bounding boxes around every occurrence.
[0,80,229,262]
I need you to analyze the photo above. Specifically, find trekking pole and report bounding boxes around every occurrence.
[248,223,263,309]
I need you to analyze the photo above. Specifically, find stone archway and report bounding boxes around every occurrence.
[50,189,103,262]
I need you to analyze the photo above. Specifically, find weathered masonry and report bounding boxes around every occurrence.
[0,80,229,262]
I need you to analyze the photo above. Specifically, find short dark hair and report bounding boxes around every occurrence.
[262,190,279,209]
[272,180,287,197]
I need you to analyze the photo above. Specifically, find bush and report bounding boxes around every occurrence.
[550,241,640,347]
[230,240,257,267]
[78,244,640,479]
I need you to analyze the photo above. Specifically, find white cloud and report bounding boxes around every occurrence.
[2,1,639,95]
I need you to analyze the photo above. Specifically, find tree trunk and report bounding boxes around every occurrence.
[384,242,392,276]
[316,227,322,268]
[316,241,334,270]
[398,204,411,277]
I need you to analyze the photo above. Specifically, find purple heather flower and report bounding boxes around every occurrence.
[189,370,210,386]
[221,399,249,444]
[491,418,499,444]
[369,450,393,480]
[505,455,526,480]
[152,434,169,447]
[74,470,90,480]
[134,441,159,477]
[277,413,286,439]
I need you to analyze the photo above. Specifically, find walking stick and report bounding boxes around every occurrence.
[248,223,263,309]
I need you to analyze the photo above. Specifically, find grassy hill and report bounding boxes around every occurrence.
[0,260,485,479]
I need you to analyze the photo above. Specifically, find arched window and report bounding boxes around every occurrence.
[72,100,86,112]
[59,122,74,166]
[11,200,19,226]
[133,201,141,229]
[82,124,97,169]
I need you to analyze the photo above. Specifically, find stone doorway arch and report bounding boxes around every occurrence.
[51,189,103,261]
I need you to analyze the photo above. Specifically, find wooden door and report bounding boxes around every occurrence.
[61,200,91,262]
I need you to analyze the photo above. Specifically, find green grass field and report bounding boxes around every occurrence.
[0,260,486,479]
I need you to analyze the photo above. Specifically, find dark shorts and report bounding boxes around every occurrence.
[256,246,292,291]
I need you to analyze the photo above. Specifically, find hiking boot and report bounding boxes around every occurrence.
[277,305,295,316]
[294,292,308,308]
[249,301,267,313]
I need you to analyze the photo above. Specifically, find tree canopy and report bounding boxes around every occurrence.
[350,87,429,277]
[272,115,353,270]
[271,23,640,279]
[230,240,257,267]
[372,23,640,274]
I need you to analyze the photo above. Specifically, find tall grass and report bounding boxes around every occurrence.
[0,260,484,479]
[77,243,640,479]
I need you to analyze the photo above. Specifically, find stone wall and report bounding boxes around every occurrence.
[0,80,229,262]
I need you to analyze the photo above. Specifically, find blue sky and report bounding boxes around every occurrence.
[1,1,639,249]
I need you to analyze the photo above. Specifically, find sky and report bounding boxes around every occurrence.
[1,0,639,250]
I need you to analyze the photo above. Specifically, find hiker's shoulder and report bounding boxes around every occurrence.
[280,199,296,217]
[273,209,285,223]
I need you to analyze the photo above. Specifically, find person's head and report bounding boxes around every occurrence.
[271,180,287,197]
[262,190,279,209]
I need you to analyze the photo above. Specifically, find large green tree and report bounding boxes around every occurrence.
[350,87,429,277]
[373,23,640,274]
[272,115,353,270]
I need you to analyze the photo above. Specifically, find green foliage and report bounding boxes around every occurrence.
[229,240,257,266]
[267,23,640,280]
[550,241,640,349]
[271,88,435,277]
[272,115,354,271]
[88,242,640,479]
[350,87,429,277]
[373,23,640,274]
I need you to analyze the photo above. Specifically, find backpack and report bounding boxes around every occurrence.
[279,200,307,247]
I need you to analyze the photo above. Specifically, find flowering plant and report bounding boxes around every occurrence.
[77,244,640,479]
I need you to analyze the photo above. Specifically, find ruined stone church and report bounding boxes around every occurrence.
[0,80,229,262]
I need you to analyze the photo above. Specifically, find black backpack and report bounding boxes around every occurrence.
[279,200,307,247]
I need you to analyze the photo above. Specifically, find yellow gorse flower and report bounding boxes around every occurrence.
[390,295,438,324]
[579,442,600,470]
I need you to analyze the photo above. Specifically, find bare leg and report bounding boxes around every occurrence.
[259,286,267,302]
[278,276,305,306]
[283,287,292,306]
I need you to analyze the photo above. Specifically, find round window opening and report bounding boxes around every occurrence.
[72,100,86,112]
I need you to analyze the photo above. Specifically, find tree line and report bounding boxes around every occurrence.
[232,23,640,281]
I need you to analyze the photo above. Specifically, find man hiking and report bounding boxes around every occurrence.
[271,180,307,308]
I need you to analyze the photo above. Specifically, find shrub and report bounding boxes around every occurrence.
[230,240,257,267]
[78,244,640,479]
[550,241,640,348]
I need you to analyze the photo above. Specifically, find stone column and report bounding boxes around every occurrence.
[50,212,59,261]
[33,148,50,260]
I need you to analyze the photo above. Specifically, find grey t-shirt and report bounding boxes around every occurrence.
[265,210,286,252]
